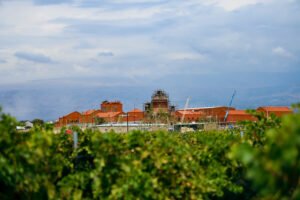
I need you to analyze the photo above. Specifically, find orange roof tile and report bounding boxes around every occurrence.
[82,109,96,115]
[95,112,123,118]
[178,106,235,111]
[258,106,292,112]
[176,110,203,115]
[128,108,143,113]
[228,110,249,115]
[64,111,81,117]
[101,101,122,104]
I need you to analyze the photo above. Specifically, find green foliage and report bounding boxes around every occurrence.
[18,120,26,126]
[230,107,300,200]
[0,107,243,199]
[57,130,243,199]
[1,105,299,199]
[94,117,105,125]
[0,109,69,199]
[237,110,281,147]
[31,118,45,127]
[44,123,54,131]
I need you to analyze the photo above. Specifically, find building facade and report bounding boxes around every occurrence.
[57,111,82,127]
[257,106,292,117]
[101,101,123,112]
[176,106,235,122]
[55,91,293,128]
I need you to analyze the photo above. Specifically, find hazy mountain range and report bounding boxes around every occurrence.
[1,71,299,121]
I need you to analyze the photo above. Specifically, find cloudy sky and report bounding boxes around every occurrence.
[0,0,299,120]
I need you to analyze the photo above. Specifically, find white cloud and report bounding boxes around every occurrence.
[0,0,299,120]
[204,0,273,11]
[0,0,299,85]
[166,52,207,61]
[73,64,91,73]
[272,46,293,58]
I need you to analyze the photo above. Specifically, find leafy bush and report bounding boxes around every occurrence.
[230,106,300,200]
[0,108,69,199]
[58,130,242,199]
[237,110,281,147]
[0,107,243,199]
[1,105,299,199]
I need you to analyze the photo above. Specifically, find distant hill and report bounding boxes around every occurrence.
[0,72,299,121]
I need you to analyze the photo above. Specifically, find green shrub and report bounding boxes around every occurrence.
[230,107,300,200]
[57,130,242,199]
[0,108,69,199]
[1,105,299,200]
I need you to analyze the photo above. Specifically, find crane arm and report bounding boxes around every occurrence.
[224,90,236,122]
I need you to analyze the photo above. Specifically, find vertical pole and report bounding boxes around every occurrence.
[73,131,78,149]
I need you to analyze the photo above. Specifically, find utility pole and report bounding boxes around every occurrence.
[73,131,78,149]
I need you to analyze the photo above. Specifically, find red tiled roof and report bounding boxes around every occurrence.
[228,110,249,115]
[101,101,122,104]
[258,106,292,112]
[82,109,96,115]
[95,112,123,118]
[128,108,143,113]
[178,106,235,111]
[64,111,81,117]
[176,110,203,115]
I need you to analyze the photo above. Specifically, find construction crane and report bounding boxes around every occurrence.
[181,97,190,124]
[224,90,236,122]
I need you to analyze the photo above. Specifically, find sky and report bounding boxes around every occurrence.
[0,0,299,120]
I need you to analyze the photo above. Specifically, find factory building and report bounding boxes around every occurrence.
[55,90,293,128]
[175,106,235,122]
[175,110,203,123]
[125,108,144,123]
[56,101,124,127]
[225,106,293,124]
[80,109,102,124]
[101,101,123,112]
[225,110,256,123]
[95,111,124,124]
[257,106,292,117]
[56,111,82,127]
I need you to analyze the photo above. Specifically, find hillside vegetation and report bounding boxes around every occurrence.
[0,106,299,200]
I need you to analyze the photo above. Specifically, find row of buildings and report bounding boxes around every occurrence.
[55,90,292,127]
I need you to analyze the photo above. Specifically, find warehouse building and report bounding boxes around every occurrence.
[175,106,235,122]
[225,106,293,124]
[225,110,256,123]
[55,90,293,128]
[257,106,292,117]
